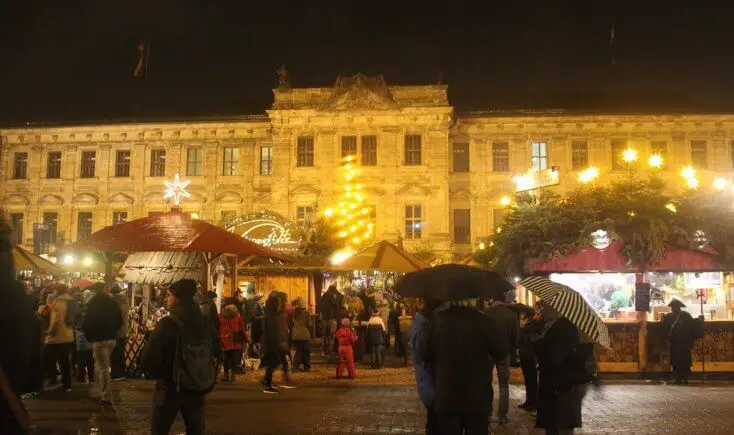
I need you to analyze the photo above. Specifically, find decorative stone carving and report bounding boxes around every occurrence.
[397,183,431,196]
[38,194,64,206]
[322,74,399,111]
[289,184,321,196]
[107,192,135,205]
[2,194,30,207]
[216,191,244,204]
[71,193,99,206]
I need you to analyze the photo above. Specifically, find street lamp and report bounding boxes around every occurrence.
[681,166,696,179]
[648,154,663,169]
[499,195,512,207]
[713,177,728,192]
[622,148,638,163]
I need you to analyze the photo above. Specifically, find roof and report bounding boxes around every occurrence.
[70,210,286,259]
[329,240,429,273]
[12,246,66,275]
[120,251,202,285]
[531,241,720,273]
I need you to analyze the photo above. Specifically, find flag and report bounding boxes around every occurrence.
[134,42,148,77]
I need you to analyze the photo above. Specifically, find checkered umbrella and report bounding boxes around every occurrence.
[519,276,611,348]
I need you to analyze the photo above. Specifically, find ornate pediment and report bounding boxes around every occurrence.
[143,191,165,204]
[107,192,134,205]
[72,193,99,206]
[39,194,64,206]
[397,183,430,196]
[450,188,474,201]
[216,191,243,204]
[322,74,399,111]
[2,194,30,207]
[289,184,321,197]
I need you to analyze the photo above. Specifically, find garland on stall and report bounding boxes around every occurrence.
[475,176,734,276]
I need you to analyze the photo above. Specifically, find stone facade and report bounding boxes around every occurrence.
[3,74,734,257]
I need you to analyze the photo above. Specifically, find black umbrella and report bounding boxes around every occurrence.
[395,264,514,301]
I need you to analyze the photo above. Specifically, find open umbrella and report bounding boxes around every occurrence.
[519,276,610,348]
[72,278,97,289]
[396,264,513,301]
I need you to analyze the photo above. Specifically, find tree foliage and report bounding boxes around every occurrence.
[476,176,734,276]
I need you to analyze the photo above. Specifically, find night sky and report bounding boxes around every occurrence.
[1,1,733,125]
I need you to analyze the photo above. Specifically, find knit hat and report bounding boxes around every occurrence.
[169,279,197,300]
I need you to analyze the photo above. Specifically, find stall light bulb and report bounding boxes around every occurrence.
[63,255,74,264]
[82,257,93,266]
[681,166,696,179]
[713,177,728,191]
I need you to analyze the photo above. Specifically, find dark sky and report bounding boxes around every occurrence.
[1,1,733,124]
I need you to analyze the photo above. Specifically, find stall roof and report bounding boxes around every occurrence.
[328,240,429,273]
[531,241,720,273]
[120,251,202,285]
[13,246,66,275]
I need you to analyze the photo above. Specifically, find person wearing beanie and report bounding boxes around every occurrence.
[82,283,123,405]
[109,284,130,381]
[142,279,221,434]
[335,318,358,379]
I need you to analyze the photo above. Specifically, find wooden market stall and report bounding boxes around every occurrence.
[530,240,734,376]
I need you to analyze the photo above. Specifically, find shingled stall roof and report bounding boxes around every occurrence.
[70,211,286,260]
[120,251,203,285]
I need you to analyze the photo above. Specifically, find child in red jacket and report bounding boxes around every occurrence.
[335,318,358,379]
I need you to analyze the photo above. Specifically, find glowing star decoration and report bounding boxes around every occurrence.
[648,154,663,168]
[577,166,600,184]
[163,174,191,206]
[590,229,611,250]
[622,148,638,163]
[713,177,728,191]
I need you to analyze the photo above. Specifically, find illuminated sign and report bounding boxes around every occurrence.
[221,211,302,253]
[590,229,611,250]
[513,167,560,193]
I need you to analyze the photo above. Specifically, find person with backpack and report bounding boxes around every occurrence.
[44,283,77,392]
[142,279,221,435]
[218,301,245,383]
[82,283,123,405]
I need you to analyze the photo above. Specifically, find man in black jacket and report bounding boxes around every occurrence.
[142,279,221,435]
[485,296,519,425]
[82,283,123,405]
[422,299,508,435]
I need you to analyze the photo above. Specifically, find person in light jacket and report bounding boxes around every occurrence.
[45,284,76,392]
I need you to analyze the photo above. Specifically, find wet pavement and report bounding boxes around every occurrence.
[24,362,734,434]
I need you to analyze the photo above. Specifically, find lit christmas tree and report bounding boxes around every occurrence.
[323,155,375,260]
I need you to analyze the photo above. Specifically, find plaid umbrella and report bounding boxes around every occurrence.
[519,276,611,348]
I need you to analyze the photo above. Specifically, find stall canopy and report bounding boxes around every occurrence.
[120,251,202,285]
[70,211,286,259]
[532,241,719,273]
[329,240,429,273]
[13,246,66,275]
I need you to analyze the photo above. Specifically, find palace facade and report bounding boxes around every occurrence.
[3,74,734,258]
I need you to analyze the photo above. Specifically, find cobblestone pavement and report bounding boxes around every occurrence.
[24,365,734,434]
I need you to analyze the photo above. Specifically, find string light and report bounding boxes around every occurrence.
[324,208,334,218]
[578,166,600,184]
[648,154,663,168]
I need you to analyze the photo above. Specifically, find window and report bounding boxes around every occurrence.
[610,139,626,170]
[221,210,237,223]
[13,152,28,179]
[531,141,548,170]
[493,209,508,231]
[296,136,314,167]
[361,135,377,166]
[260,146,272,176]
[112,211,127,225]
[651,141,668,169]
[115,150,131,177]
[296,206,314,226]
[341,136,357,158]
[404,135,422,166]
[453,209,471,244]
[187,148,203,176]
[405,205,422,240]
[80,151,96,178]
[43,212,58,245]
[453,142,469,173]
[492,142,510,172]
[46,152,62,179]
[691,140,708,169]
[10,213,23,245]
[150,149,166,177]
[571,141,589,170]
[77,212,93,240]
[222,148,239,175]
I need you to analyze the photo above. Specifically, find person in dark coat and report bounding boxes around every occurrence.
[82,283,123,404]
[261,291,294,393]
[291,297,312,372]
[0,218,44,434]
[517,305,542,411]
[366,310,386,368]
[410,299,440,435]
[142,279,221,435]
[534,302,584,435]
[200,291,220,334]
[663,299,700,384]
[421,299,509,435]
[484,296,519,425]
[320,285,343,356]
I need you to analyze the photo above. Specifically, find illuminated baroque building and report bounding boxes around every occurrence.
[3,74,734,257]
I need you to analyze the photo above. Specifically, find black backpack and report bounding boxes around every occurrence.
[63,299,80,326]
[172,319,216,394]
